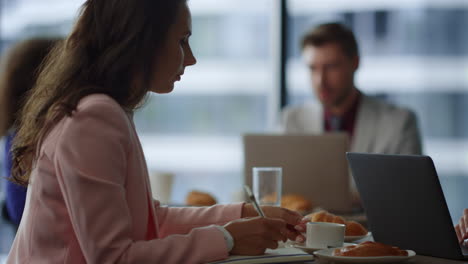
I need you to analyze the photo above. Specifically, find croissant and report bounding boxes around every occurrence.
[186,190,217,206]
[309,210,345,224]
[346,221,368,236]
[307,210,367,236]
[281,194,313,212]
[333,241,408,257]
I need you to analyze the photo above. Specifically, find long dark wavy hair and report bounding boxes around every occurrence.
[11,0,187,186]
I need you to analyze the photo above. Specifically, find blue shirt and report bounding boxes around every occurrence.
[4,132,27,226]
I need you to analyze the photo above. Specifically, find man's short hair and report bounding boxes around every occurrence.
[301,23,359,58]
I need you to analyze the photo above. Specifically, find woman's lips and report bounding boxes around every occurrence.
[320,90,332,100]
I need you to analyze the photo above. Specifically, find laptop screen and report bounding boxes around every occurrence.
[347,153,465,260]
[243,133,354,213]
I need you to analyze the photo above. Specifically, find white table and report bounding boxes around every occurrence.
[295,235,468,263]
[302,254,468,263]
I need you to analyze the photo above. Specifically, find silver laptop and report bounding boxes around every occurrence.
[243,133,354,213]
[347,153,468,260]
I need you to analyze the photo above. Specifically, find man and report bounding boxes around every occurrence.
[282,23,422,155]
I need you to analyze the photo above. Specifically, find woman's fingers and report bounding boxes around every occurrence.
[455,224,462,243]
[263,239,279,250]
[280,208,303,225]
[460,217,467,240]
[225,216,291,255]
[463,209,468,240]
[456,209,468,245]
[262,206,302,225]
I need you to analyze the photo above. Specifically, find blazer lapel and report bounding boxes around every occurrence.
[143,167,159,236]
[127,113,159,236]
[351,95,377,152]
[309,102,324,134]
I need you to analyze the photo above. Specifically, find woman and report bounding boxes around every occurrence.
[0,38,59,228]
[456,209,468,247]
[6,0,305,263]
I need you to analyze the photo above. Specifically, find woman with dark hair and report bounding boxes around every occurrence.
[6,1,305,263]
[0,38,60,227]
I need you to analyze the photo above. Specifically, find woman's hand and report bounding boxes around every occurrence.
[224,217,288,255]
[242,203,306,243]
[455,208,468,246]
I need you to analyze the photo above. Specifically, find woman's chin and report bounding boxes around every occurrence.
[150,84,174,94]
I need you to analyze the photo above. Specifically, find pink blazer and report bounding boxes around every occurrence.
[7,94,243,264]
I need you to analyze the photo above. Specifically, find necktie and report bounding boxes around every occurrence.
[329,116,342,131]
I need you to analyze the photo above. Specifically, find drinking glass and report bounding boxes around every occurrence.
[252,167,282,206]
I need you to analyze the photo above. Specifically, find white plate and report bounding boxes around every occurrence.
[344,232,371,242]
[314,248,416,263]
[288,242,357,254]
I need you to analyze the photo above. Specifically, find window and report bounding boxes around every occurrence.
[135,0,276,204]
[287,0,468,223]
[1,0,279,205]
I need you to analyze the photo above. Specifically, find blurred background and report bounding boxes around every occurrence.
[1,0,468,257]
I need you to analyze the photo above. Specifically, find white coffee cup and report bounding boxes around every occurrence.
[306,222,345,249]
[149,171,174,204]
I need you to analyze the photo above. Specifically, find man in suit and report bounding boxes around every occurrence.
[282,23,422,155]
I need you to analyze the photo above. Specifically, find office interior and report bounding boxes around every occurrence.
[1,0,468,258]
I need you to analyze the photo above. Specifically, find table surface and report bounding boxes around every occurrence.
[285,236,468,264]
[289,253,468,264]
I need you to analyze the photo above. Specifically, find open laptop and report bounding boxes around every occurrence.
[347,153,468,260]
[243,133,354,213]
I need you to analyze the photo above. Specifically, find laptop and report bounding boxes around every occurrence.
[243,133,354,213]
[347,153,468,260]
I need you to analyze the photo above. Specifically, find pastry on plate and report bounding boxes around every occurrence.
[333,241,408,257]
[308,210,345,224]
[307,210,367,236]
[281,194,313,212]
[345,220,368,236]
[186,190,217,206]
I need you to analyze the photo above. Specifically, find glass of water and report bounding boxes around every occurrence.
[252,167,282,206]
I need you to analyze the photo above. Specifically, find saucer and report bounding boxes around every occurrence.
[288,242,357,254]
[344,232,372,242]
[314,248,416,263]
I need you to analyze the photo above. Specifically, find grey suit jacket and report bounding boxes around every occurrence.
[281,94,423,155]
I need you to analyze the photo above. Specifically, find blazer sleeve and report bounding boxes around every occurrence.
[280,102,324,134]
[155,202,243,237]
[394,110,423,155]
[54,98,229,264]
[281,106,298,133]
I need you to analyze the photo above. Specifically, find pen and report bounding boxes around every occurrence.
[243,185,265,218]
